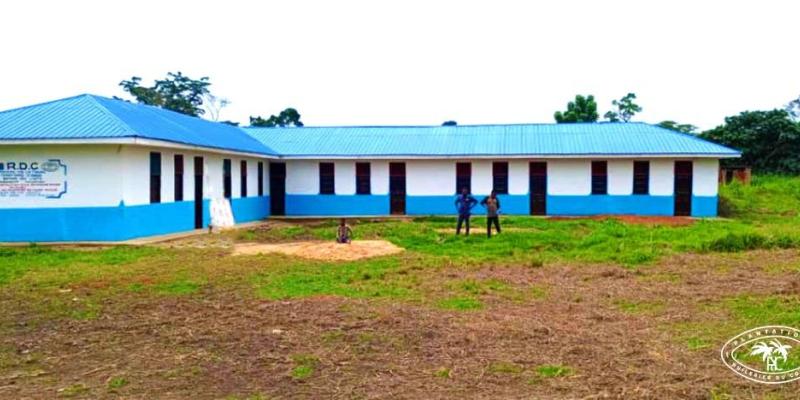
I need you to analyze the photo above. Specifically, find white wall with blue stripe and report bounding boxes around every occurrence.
[0,142,719,242]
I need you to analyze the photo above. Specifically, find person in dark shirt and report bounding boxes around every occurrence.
[481,190,502,238]
[336,218,353,244]
[454,187,478,235]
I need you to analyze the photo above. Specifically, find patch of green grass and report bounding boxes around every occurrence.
[614,299,665,315]
[436,297,483,311]
[686,337,711,351]
[726,295,800,327]
[535,364,573,378]
[254,257,418,300]
[107,376,128,391]
[154,279,202,295]
[529,285,548,300]
[433,367,452,378]
[290,354,318,380]
[57,383,89,397]
[487,361,524,374]
[0,246,158,287]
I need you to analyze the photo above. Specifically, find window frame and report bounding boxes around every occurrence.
[257,162,264,196]
[632,160,650,195]
[591,161,608,195]
[492,161,509,194]
[149,152,161,204]
[355,162,371,195]
[174,154,184,202]
[455,162,472,193]
[240,160,248,198]
[319,162,335,195]
[223,159,232,199]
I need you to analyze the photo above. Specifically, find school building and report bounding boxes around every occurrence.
[0,94,740,242]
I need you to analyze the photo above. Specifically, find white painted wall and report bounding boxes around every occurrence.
[693,159,719,196]
[371,160,389,195]
[334,160,356,195]
[508,160,528,195]
[649,159,674,196]
[407,160,455,196]
[286,160,319,194]
[0,144,124,208]
[548,159,591,195]
[607,160,633,195]
[470,160,492,194]
[120,145,268,206]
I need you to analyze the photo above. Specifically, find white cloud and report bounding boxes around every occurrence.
[0,0,797,129]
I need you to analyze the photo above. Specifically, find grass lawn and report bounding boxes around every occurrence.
[0,175,799,398]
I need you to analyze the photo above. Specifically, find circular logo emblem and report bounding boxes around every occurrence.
[40,161,60,172]
[721,326,800,384]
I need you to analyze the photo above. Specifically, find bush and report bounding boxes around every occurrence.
[705,233,769,252]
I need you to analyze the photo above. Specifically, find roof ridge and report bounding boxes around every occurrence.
[243,121,647,130]
[83,95,139,136]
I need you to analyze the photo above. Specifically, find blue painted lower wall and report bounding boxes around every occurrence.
[0,193,716,242]
[546,195,675,216]
[0,195,270,242]
[231,195,270,222]
[285,194,389,216]
[278,193,718,218]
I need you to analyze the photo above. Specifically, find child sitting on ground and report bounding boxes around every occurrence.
[336,218,353,244]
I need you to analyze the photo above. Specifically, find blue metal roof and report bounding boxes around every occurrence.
[0,94,276,155]
[244,123,740,157]
[0,94,739,158]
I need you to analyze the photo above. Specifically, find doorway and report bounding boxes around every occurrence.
[674,161,693,216]
[529,162,547,215]
[389,162,406,215]
[270,162,286,216]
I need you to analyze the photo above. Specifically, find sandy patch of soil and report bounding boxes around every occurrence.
[231,240,403,261]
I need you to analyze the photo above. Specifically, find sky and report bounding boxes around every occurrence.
[0,0,798,130]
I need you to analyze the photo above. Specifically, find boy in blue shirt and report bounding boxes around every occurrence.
[454,187,478,235]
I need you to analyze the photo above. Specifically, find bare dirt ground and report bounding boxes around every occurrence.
[2,250,798,399]
[231,240,404,261]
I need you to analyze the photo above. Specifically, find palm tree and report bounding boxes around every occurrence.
[769,340,792,362]
[750,342,773,362]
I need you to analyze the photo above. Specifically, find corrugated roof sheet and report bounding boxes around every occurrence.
[0,94,276,155]
[0,94,739,158]
[244,123,740,157]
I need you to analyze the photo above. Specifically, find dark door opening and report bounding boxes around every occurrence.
[270,162,286,216]
[529,162,547,216]
[193,157,204,229]
[674,161,693,216]
[389,162,406,215]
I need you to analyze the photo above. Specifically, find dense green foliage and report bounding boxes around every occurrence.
[701,109,800,173]
[603,92,642,122]
[119,72,212,117]
[554,94,599,123]
[657,120,697,134]
[249,108,304,127]
[441,120,457,126]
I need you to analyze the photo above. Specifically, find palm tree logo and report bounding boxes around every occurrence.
[750,340,792,372]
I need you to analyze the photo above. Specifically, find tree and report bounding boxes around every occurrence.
[203,93,231,122]
[787,94,800,120]
[249,108,304,127]
[701,109,800,173]
[554,95,599,123]
[442,120,457,126]
[657,120,698,134]
[119,72,211,117]
[604,93,642,122]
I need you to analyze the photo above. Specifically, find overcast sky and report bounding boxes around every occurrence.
[1,0,797,130]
